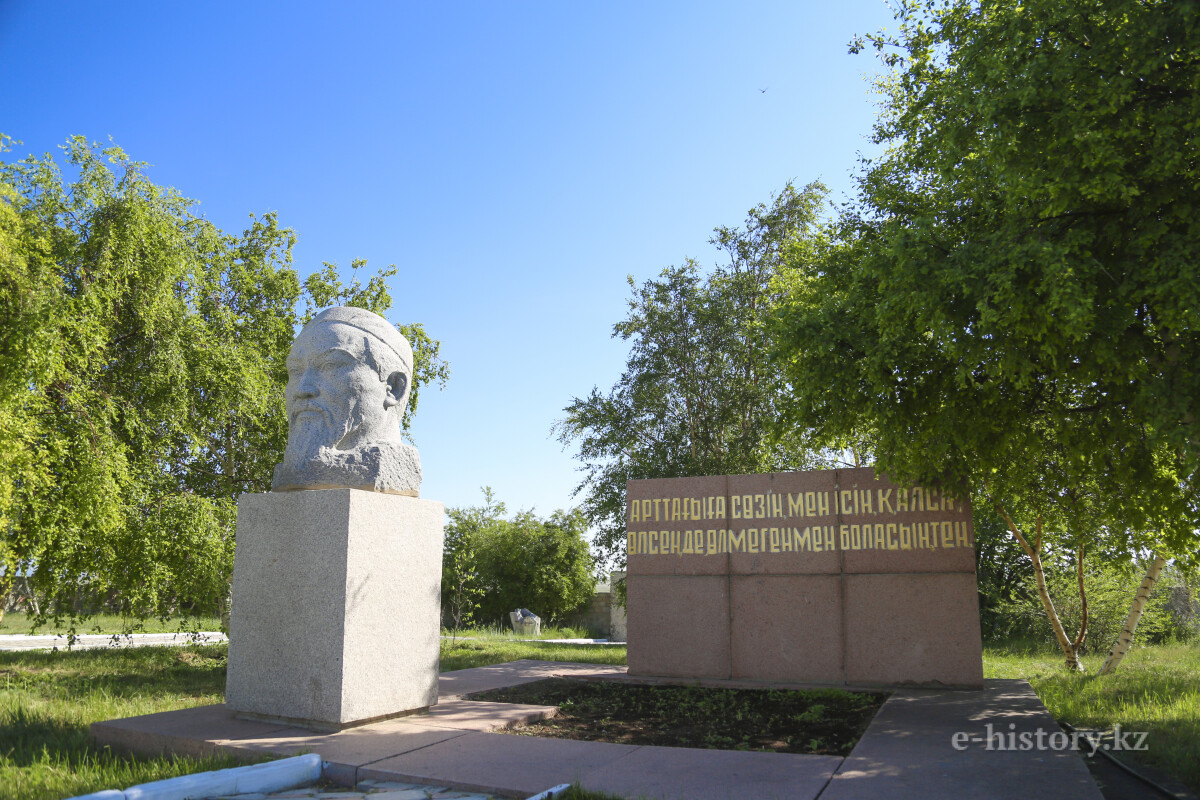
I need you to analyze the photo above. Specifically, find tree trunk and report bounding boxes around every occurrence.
[1072,545,1088,654]
[996,505,1085,671]
[1098,554,1168,676]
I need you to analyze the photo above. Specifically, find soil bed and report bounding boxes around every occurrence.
[468,678,887,756]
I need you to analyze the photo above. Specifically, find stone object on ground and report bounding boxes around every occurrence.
[226,489,443,730]
[272,306,422,496]
[509,609,541,637]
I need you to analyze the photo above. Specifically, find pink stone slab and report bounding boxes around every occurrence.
[627,575,730,679]
[843,573,984,687]
[437,660,628,699]
[578,744,843,800]
[730,574,844,683]
[405,699,557,731]
[360,731,638,797]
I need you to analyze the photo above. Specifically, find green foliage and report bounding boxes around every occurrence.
[772,0,1200,549]
[559,183,833,564]
[446,489,596,627]
[0,136,448,628]
[994,560,1196,648]
[441,488,500,631]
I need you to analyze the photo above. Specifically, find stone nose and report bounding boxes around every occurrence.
[293,367,320,398]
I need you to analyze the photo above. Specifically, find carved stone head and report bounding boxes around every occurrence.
[271,306,422,496]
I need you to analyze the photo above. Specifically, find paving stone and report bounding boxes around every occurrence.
[360,781,428,791]
[362,791,433,800]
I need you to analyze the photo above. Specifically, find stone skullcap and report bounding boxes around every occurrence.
[309,306,413,373]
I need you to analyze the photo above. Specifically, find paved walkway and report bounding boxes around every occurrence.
[0,631,228,651]
[91,660,1103,800]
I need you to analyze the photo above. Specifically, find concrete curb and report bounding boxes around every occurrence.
[67,753,321,800]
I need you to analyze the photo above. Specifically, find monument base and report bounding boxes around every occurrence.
[226,489,443,730]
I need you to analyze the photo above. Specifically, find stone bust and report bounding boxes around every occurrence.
[271,306,422,496]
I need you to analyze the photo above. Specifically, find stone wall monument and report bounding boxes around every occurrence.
[226,307,444,731]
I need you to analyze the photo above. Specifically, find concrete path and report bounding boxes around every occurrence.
[91,660,1103,800]
[0,631,227,651]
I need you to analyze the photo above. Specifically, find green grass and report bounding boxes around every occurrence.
[441,623,597,641]
[0,611,223,637]
[984,640,1200,793]
[1,630,1193,799]
[0,644,248,800]
[440,637,626,672]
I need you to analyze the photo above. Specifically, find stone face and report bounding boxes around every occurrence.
[226,490,443,729]
[272,306,422,496]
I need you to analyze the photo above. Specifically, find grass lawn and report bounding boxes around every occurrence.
[1,632,1195,799]
[984,640,1200,793]
[0,612,223,637]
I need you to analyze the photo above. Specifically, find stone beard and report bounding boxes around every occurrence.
[272,306,422,496]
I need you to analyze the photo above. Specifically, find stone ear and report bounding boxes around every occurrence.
[384,371,408,409]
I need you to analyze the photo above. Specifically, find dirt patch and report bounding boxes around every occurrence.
[468,678,887,756]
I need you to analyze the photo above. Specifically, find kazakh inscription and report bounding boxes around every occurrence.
[627,479,972,556]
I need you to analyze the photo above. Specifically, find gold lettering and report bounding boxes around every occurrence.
[691,498,701,520]
[915,524,928,549]
[788,493,803,517]
[911,487,924,512]
[840,490,855,515]
[956,522,969,547]
[754,494,766,519]
[629,501,639,523]
[896,489,910,512]
[682,530,694,554]
[817,492,830,516]
[729,528,745,552]
[859,489,874,515]
[840,524,851,549]
[811,527,823,552]
[874,525,887,549]
[715,496,726,517]
[795,527,812,551]
[705,529,716,555]
[942,522,954,548]
[648,531,658,554]
[877,488,894,515]
[926,488,940,512]
[770,493,782,518]
[670,497,681,521]
[944,495,956,512]
[730,495,741,519]
[824,526,836,551]
[769,527,780,552]
[627,531,636,555]
[782,527,794,551]
[637,531,647,554]
[895,523,909,550]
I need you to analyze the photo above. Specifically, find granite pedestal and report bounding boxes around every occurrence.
[226,489,443,731]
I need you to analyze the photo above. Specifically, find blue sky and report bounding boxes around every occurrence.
[1,1,896,518]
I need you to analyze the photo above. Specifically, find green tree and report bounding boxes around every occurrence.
[0,136,448,629]
[447,490,596,627]
[558,183,832,565]
[441,487,502,633]
[770,0,1200,670]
